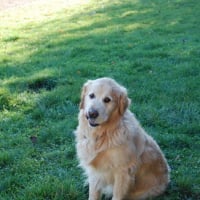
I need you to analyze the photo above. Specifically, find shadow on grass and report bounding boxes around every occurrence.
[2,0,199,82]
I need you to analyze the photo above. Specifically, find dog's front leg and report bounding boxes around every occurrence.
[112,172,131,200]
[88,177,100,200]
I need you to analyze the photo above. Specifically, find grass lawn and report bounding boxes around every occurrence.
[0,0,199,199]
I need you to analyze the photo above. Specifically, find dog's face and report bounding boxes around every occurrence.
[80,78,130,127]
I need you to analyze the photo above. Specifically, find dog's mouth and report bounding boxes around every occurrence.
[86,116,99,127]
[89,121,99,127]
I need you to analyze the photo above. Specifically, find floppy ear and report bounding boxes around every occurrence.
[79,85,86,109]
[118,88,131,115]
[79,80,92,109]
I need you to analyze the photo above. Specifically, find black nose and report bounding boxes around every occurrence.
[88,109,99,119]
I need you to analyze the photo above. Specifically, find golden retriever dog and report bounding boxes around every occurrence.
[75,77,170,200]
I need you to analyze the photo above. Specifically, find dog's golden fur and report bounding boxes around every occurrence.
[75,78,170,200]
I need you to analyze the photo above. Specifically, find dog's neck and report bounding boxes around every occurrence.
[81,109,128,150]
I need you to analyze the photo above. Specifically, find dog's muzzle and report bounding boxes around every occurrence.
[86,108,99,127]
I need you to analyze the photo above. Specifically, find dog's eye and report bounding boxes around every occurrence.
[103,97,111,103]
[89,93,95,99]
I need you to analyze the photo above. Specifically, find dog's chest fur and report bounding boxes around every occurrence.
[76,122,137,172]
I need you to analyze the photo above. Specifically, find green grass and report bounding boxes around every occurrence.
[0,0,199,199]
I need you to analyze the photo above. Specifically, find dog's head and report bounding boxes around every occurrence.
[80,77,130,127]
